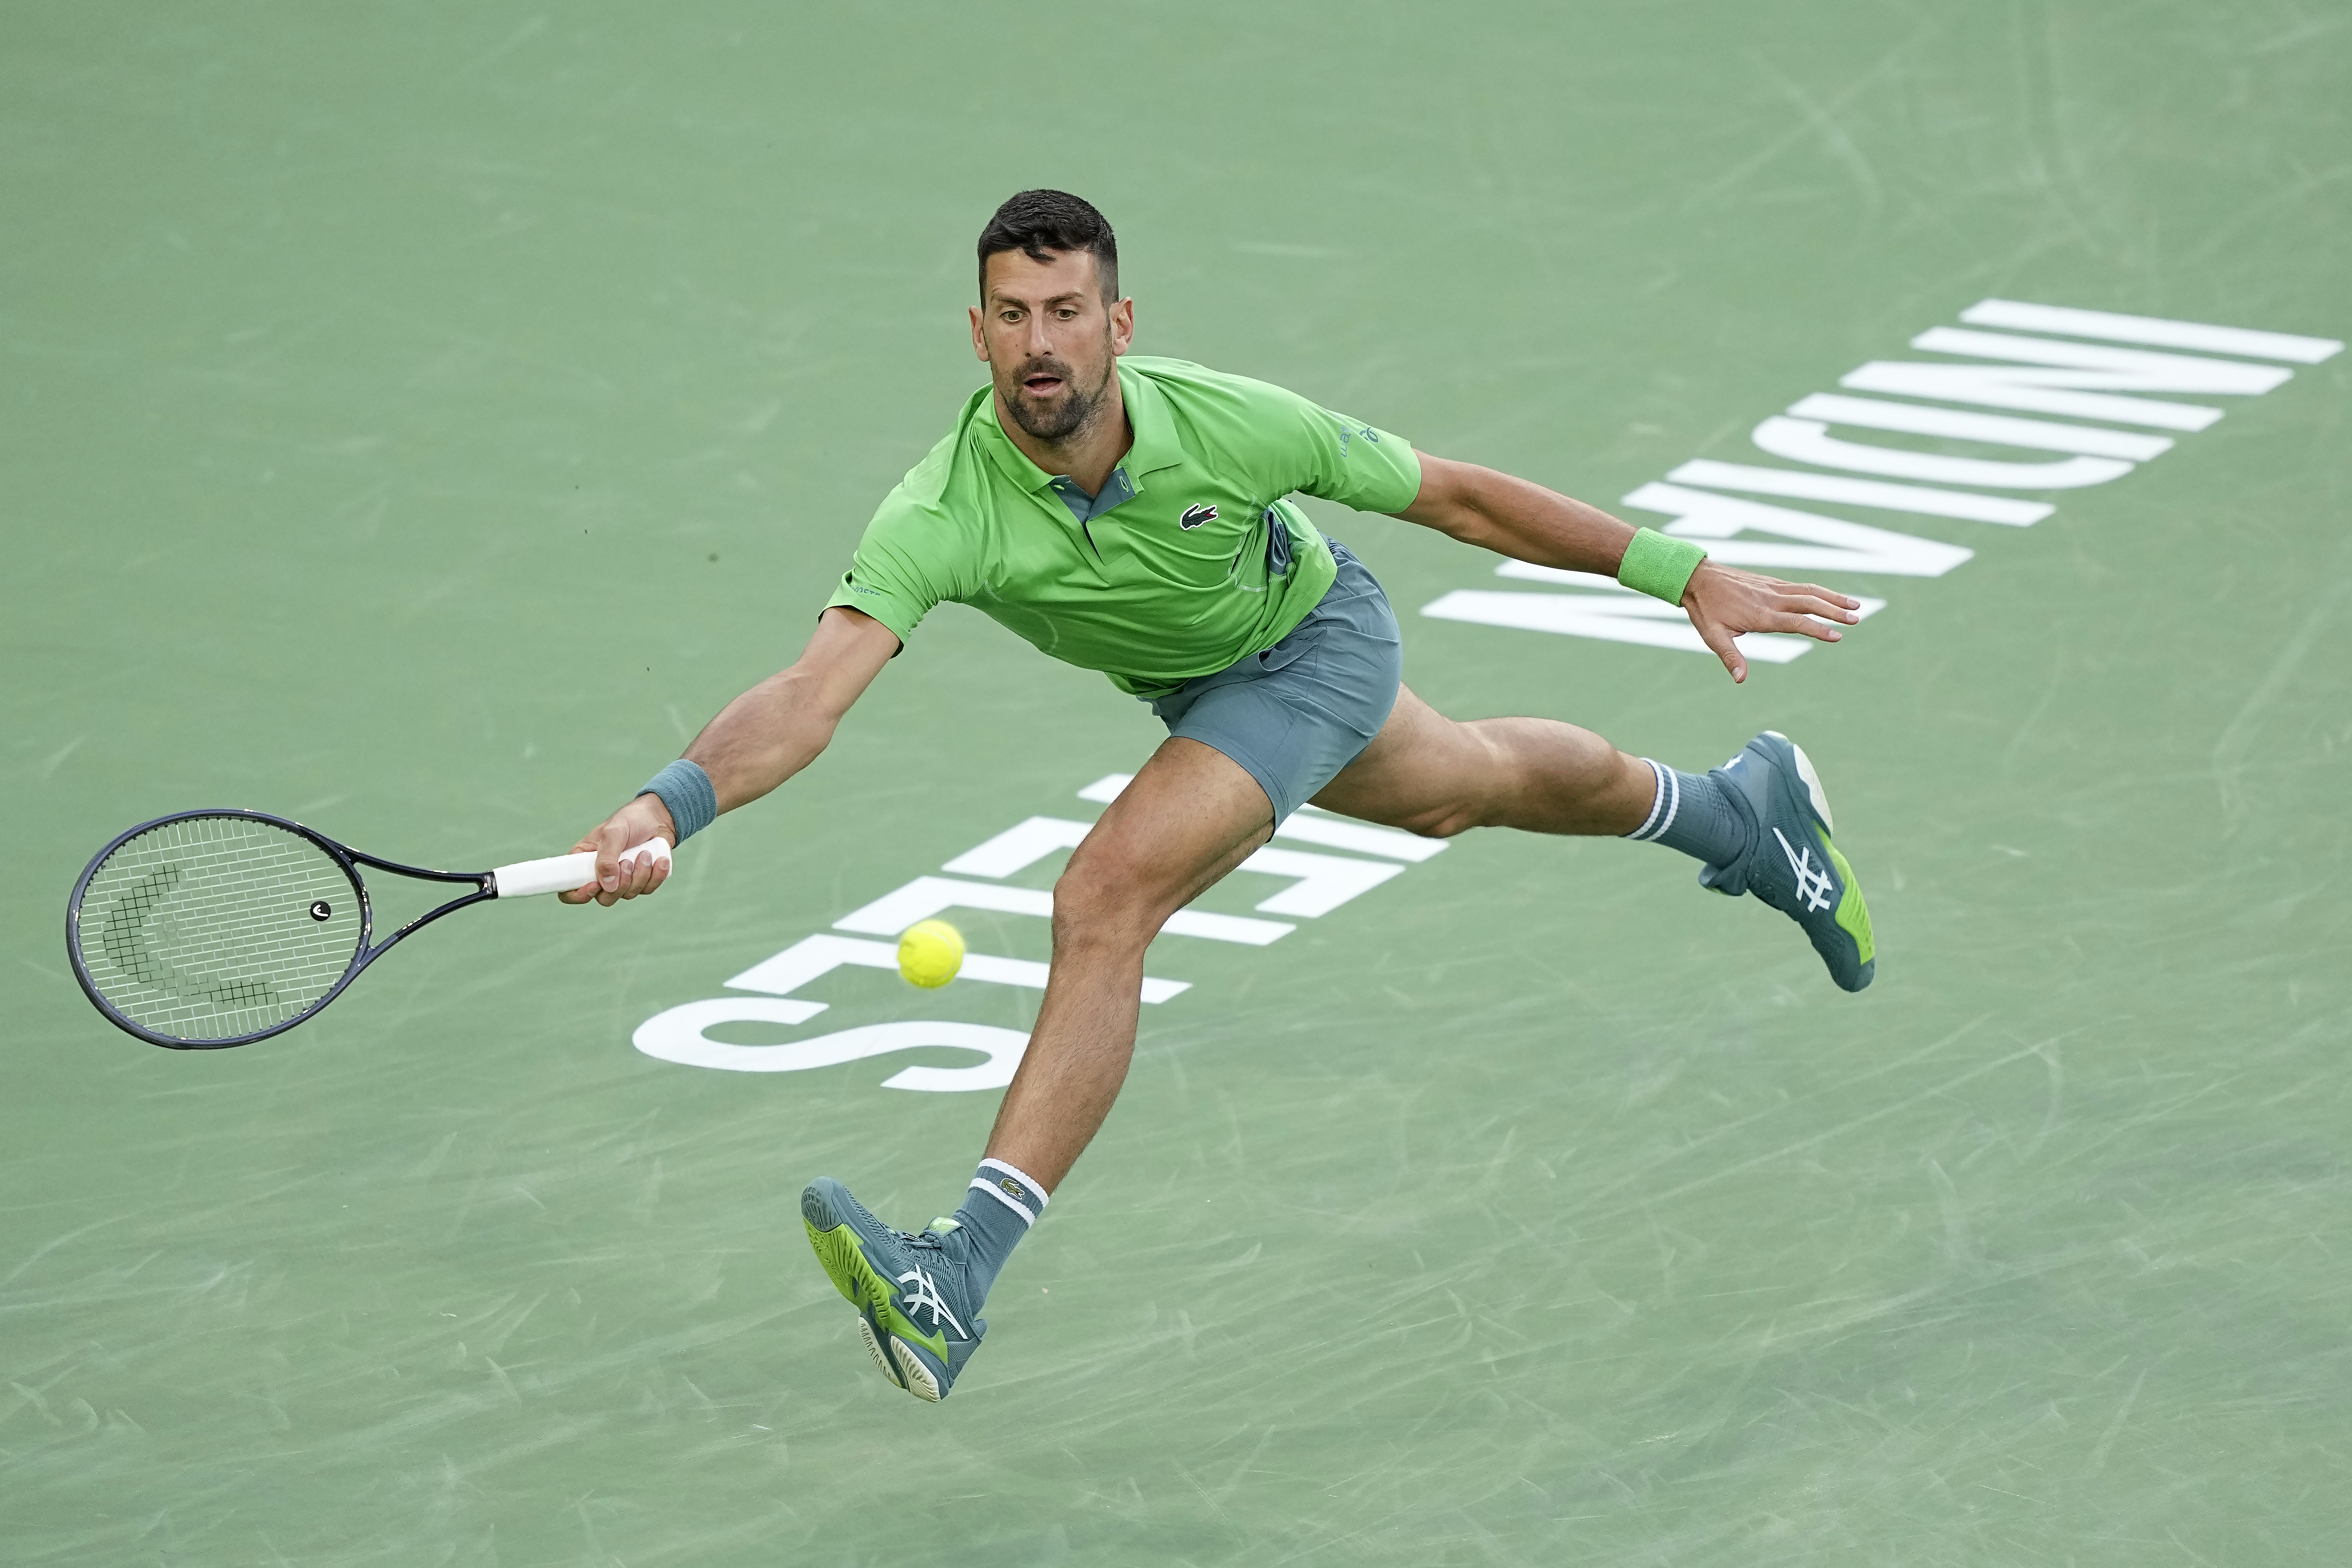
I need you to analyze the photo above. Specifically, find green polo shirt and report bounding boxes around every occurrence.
[825,356,1422,698]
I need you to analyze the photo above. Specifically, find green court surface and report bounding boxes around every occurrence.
[8,4,2351,1564]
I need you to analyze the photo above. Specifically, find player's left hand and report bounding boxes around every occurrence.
[1682,562,1861,684]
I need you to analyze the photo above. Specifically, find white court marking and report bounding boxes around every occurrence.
[634,776,1447,1089]
[1422,297,2342,660]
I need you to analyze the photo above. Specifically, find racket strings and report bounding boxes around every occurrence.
[77,817,363,1042]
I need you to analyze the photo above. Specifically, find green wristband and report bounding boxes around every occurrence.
[1616,527,1708,605]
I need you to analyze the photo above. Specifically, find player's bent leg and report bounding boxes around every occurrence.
[1309,684,1655,837]
[1313,689,1873,992]
[801,737,1272,1402]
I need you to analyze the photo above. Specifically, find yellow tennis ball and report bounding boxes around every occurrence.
[897,919,965,989]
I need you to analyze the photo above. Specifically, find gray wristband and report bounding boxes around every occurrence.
[637,758,717,844]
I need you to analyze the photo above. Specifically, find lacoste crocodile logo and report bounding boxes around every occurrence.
[1180,503,1217,530]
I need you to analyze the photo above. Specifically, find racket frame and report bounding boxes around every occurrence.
[66,808,497,1050]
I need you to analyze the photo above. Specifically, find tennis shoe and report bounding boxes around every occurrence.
[801,1177,987,1402]
[1698,731,1876,992]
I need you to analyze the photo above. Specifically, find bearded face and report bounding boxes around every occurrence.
[972,246,1131,455]
[995,347,1113,443]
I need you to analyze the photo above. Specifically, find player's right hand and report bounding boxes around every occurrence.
[1681,561,1862,685]
[559,795,680,907]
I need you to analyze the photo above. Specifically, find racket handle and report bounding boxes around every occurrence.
[492,838,672,899]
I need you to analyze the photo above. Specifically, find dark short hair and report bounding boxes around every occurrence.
[977,190,1119,302]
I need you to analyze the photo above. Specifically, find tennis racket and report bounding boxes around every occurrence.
[66,810,671,1049]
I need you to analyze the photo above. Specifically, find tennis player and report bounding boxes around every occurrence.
[564,190,1875,1400]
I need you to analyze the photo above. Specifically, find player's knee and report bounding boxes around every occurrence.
[1051,859,1163,950]
[1384,802,1484,839]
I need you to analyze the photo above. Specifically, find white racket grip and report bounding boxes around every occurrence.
[492,838,672,899]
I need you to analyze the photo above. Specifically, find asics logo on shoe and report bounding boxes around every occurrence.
[1180,503,1217,529]
[896,1265,970,1340]
[1773,827,1837,914]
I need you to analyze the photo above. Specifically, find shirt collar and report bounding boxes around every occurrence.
[974,393,1057,495]
[1046,467,1137,524]
[1116,359,1186,479]
[971,357,1187,499]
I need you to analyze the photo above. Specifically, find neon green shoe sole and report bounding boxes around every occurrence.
[801,1178,985,1401]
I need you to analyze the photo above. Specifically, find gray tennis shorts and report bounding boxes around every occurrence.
[1146,541,1403,823]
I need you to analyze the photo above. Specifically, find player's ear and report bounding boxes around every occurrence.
[969,304,988,361]
[1109,295,1134,356]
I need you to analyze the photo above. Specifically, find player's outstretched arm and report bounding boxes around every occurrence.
[560,606,902,906]
[1394,453,1862,684]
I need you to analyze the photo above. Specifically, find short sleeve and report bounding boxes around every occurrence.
[1239,378,1422,514]
[822,491,966,646]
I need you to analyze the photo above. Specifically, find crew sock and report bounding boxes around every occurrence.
[933,1157,1048,1302]
[1623,757,1755,868]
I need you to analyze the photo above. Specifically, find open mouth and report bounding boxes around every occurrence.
[1021,374,1065,397]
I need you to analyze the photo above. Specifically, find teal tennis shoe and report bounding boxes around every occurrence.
[801,1177,987,1401]
[1699,731,1876,992]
